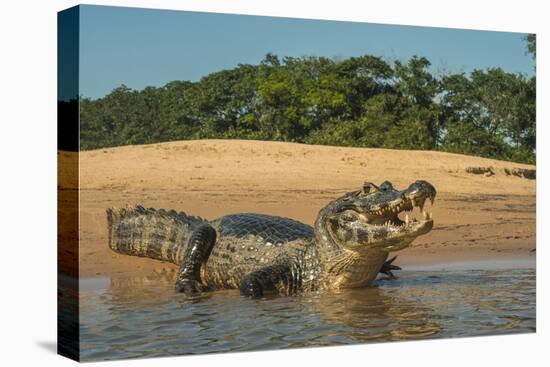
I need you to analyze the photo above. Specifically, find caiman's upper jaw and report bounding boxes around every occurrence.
[359,196,433,230]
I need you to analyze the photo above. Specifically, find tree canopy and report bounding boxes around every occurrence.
[80,52,536,164]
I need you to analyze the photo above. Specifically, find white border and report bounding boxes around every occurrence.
[1,1,547,366]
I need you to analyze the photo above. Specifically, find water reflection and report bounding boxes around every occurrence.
[302,287,441,342]
[75,268,535,361]
[58,275,79,359]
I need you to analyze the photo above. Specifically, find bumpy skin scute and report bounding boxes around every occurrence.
[216,213,314,243]
[107,180,436,297]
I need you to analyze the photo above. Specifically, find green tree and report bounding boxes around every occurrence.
[525,34,536,59]
[79,52,535,164]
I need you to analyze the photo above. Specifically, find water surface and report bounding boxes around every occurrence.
[76,265,535,361]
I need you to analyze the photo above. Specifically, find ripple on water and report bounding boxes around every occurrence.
[76,268,535,361]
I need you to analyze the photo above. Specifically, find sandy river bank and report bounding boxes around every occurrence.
[59,139,535,278]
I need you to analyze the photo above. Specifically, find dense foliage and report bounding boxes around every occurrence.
[80,46,536,164]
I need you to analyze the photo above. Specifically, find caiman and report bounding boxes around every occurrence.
[107,180,436,298]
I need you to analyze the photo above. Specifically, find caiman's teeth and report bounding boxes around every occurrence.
[429,212,433,219]
[422,210,428,220]
[405,214,409,224]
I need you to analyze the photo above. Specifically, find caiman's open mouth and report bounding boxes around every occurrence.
[355,180,437,234]
[359,196,434,229]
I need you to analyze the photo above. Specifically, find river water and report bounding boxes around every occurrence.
[75,263,535,361]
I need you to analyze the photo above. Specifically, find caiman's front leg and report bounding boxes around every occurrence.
[239,265,293,299]
[175,223,217,293]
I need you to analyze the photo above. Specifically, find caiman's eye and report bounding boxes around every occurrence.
[379,181,394,192]
[362,182,378,194]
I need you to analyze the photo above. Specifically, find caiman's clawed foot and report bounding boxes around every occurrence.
[239,277,264,299]
[379,256,402,279]
[239,264,292,299]
[175,278,208,294]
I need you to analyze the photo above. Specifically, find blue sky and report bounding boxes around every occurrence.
[78,5,534,99]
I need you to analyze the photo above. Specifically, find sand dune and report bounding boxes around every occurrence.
[70,139,535,277]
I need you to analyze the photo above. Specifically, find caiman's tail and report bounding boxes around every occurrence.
[106,205,208,264]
